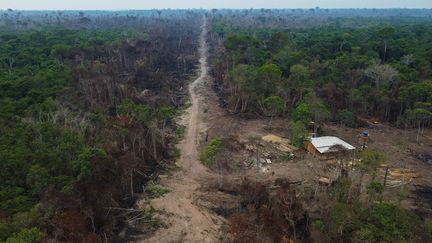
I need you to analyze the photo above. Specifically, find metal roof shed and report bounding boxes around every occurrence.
[308,136,355,154]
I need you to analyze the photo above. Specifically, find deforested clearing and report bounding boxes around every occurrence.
[1,7,432,243]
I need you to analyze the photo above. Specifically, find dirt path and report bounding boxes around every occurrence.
[139,16,223,243]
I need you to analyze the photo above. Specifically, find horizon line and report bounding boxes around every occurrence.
[2,7,432,11]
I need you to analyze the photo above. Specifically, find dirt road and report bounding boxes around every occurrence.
[139,16,223,243]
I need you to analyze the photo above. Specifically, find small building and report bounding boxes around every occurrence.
[305,136,355,158]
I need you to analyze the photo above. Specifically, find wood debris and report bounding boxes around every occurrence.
[318,176,332,185]
[261,134,297,152]
[389,168,418,180]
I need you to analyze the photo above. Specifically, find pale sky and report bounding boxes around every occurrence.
[0,0,431,10]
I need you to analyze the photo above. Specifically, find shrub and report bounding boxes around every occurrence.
[288,120,309,147]
[335,109,357,127]
[145,184,170,199]
[367,181,384,202]
[6,227,44,243]
[200,138,222,167]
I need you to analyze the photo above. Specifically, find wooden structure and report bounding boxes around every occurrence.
[305,136,355,159]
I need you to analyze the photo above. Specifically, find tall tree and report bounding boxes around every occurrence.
[379,26,395,63]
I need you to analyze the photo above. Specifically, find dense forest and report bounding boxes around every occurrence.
[208,11,432,143]
[206,10,432,242]
[0,10,200,242]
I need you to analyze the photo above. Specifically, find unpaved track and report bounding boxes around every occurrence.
[139,16,223,243]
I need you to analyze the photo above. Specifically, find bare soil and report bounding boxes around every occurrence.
[202,114,432,218]
[323,123,432,213]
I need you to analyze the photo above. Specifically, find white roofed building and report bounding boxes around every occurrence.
[305,136,356,158]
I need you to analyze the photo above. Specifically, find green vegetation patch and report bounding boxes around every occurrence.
[173,125,186,144]
[200,138,222,167]
[144,183,170,199]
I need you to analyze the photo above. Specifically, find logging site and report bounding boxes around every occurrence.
[0,1,432,242]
